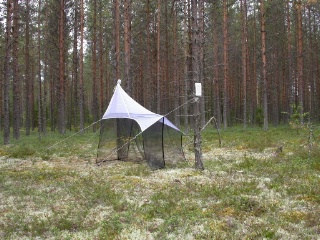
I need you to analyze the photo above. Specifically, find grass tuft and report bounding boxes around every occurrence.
[1,126,320,239]
[7,145,36,159]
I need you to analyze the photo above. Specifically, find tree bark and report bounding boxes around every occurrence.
[296,0,304,121]
[3,0,13,144]
[183,0,190,130]
[286,0,294,118]
[92,0,99,129]
[43,4,49,134]
[156,0,161,113]
[212,1,221,128]
[114,0,120,81]
[25,0,32,136]
[58,0,66,134]
[307,5,318,121]
[260,0,268,131]
[99,1,104,116]
[79,0,84,132]
[124,0,132,95]
[223,0,229,129]
[164,4,169,114]
[71,1,78,130]
[191,0,204,170]
[12,0,20,140]
[145,0,152,109]
[172,3,180,128]
[37,0,44,136]
[241,0,248,128]
[252,3,258,126]
[199,0,205,127]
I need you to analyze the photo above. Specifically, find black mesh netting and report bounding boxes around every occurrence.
[96,118,185,170]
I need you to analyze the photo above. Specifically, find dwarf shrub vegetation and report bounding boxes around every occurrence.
[0,126,319,239]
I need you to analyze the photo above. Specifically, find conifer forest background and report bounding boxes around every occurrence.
[1,0,320,144]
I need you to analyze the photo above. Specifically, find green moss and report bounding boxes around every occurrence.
[1,126,320,239]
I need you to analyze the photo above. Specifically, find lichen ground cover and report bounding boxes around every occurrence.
[1,145,319,239]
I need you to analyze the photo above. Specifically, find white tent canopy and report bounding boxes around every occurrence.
[97,80,185,169]
[102,81,180,132]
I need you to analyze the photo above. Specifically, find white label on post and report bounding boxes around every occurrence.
[195,83,202,97]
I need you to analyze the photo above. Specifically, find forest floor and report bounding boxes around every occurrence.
[0,126,320,239]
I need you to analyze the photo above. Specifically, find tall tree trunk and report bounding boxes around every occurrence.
[313,9,320,122]
[0,36,2,131]
[307,5,312,121]
[47,0,58,132]
[156,0,161,113]
[25,0,31,136]
[71,1,78,130]
[92,0,99,129]
[164,3,169,114]
[79,0,84,131]
[241,0,248,128]
[199,0,205,127]
[296,0,304,121]
[31,65,35,131]
[58,0,66,134]
[43,3,49,133]
[286,0,294,118]
[172,3,180,127]
[260,0,268,131]
[137,33,144,103]
[114,0,120,81]
[105,38,111,105]
[309,5,318,121]
[145,0,152,109]
[124,0,132,95]
[223,0,229,129]
[213,0,221,128]
[3,0,13,144]
[191,0,204,170]
[251,3,258,126]
[12,0,20,140]
[183,0,190,130]
[37,0,44,136]
[99,1,104,116]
